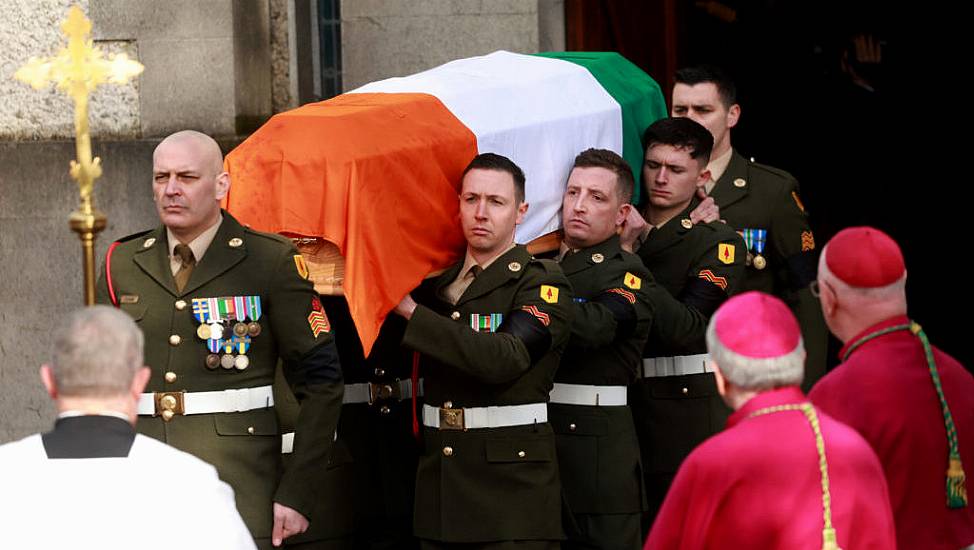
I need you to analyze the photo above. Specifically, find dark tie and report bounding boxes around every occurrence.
[173,243,196,292]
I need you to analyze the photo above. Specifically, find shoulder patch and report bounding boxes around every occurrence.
[791,191,806,213]
[294,254,310,279]
[540,285,559,304]
[718,243,735,264]
[623,272,642,290]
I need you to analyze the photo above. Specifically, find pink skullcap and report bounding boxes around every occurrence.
[825,227,905,288]
[714,292,801,358]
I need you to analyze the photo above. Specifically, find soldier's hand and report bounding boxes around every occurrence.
[690,190,720,224]
[618,207,648,253]
[272,502,309,546]
[394,294,418,320]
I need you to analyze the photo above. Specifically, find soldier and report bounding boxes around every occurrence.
[809,227,974,550]
[96,130,344,549]
[644,292,896,550]
[551,149,654,550]
[393,153,573,550]
[671,65,828,388]
[619,117,745,521]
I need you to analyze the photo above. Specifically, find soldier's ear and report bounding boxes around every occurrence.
[515,201,529,225]
[726,103,741,129]
[214,171,231,200]
[617,203,632,226]
[40,365,58,399]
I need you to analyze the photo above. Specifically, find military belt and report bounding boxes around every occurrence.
[343,379,424,405]
[422,402,547,431]
[642,354,712,378]
[549,382,627,406]
[137,385,273,418]
[281,430,337,454]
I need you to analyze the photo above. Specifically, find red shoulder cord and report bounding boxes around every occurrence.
[106,241,121,307]
[412,351,421,439]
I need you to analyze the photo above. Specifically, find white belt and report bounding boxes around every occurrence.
[281,430,337,454]
[422,402,547,430]
[343,379,423,405]
[549,383,627,406]
[642,354,712,378]
[137,385,274,416]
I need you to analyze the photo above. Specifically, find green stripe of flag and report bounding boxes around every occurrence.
[534,51,668,205]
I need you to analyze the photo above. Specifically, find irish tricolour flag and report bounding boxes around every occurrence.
[225,51,666,354]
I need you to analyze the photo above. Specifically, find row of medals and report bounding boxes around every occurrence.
[197,320,261,370]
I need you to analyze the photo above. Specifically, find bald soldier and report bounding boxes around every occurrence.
[96,131,345,549]
[809,227,974,550]
[645,292,896,550]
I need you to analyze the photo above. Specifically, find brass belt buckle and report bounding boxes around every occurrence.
[154,391,186,422]
[439,404,465,431]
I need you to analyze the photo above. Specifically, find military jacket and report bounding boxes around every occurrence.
[402,245,573,543]
[550,235,653,518]
[556,234,654,386]
[637,202,746,357]
[95,211,344,539]
[713,150,827,387]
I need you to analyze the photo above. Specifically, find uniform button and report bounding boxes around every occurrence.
[169,334,181,346]
[450,311,460,320]
[164,372,177,383]
[380,405,391,415]
[161,410,175,422]
[517,450,526,458]
[443,446,454,457]
[443,401,453,409]
[174,300,187,311]
[247,426,255,435]
[569,423,577,432]
[374,368,385,377]
[682,387,689,395]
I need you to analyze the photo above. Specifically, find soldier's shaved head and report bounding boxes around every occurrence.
[155,130,225,176]
[152,130,230,243]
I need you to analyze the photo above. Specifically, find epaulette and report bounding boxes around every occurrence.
[114,228,154,244]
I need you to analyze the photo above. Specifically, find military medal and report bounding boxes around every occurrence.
[205,354,221,369]
[234,355,250,370]
[247,322,261,337]
[208,322,224,340]
[233,322,248,337]
[740,229,768,270]
[220,354,236,369]
[197,324,212,340]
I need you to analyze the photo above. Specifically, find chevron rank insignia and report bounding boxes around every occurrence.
[540,285,559,304]
[294,254,310,279]
[308,296,330,337]
[623,272,642,290]
[801,231,816,252]
[698,269,728,291]
[718,243,735,265]
[607,288,636,305]
[522,305,550,326]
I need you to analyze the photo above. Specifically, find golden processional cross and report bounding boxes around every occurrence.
[14,5,144,305]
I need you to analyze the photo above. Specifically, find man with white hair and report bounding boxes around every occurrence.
[809,227,974,550]
[644,292,895,550]
[0,306,255,550]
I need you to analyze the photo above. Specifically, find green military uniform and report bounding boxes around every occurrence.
[402,245,573,549]
[551,235,654,550]
[96,211,344,549]
[628,201,745,520]
[712,151,827,389]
